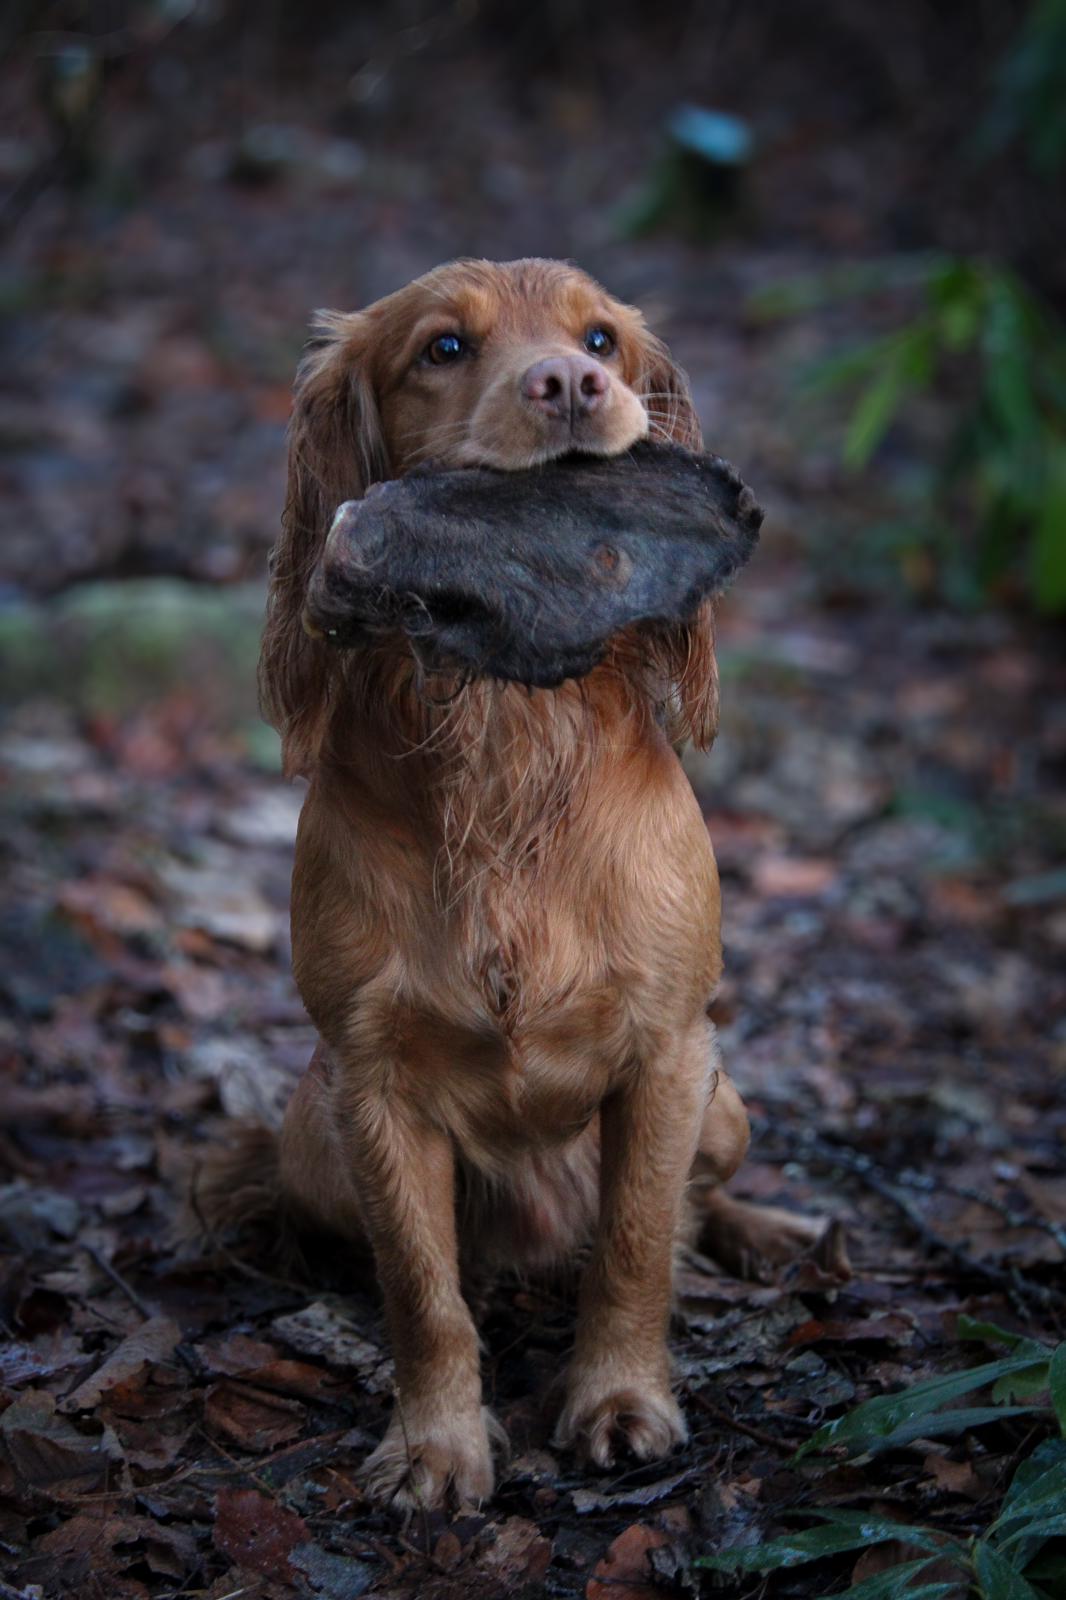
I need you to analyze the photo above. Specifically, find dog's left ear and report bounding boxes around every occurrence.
[633,335,719,749]
[637,333,703,453]
[260,310,389,775]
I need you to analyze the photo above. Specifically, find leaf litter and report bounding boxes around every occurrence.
[2,18,1065,1600]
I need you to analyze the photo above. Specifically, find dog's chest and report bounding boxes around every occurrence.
[420,1011,616,1168]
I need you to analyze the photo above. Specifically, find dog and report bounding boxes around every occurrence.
[201,258,826,1510]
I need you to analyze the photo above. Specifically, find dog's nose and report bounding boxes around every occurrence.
[521,355,609,422]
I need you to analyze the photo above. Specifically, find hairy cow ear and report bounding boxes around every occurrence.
[258,311,389,775]
[637,333,703,453]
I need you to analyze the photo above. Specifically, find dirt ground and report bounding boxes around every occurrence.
[2,10,1065,1598]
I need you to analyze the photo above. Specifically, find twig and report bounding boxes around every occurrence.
[194,1427,283,1501]
[81,1242,199,1374]
[690,1390,797,1456]
[755,1123,1065,1312]
[188,1180,314,1296]
[82,1240,156,1320]
[897,1167,1066,1257]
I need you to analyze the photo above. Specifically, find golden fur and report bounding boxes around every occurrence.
[206,259,821,1511]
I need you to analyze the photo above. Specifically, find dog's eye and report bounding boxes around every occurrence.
[584,327,615,357]
[425,333,466,365]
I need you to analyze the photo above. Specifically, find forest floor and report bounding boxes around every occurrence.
[2,19,1066,1599]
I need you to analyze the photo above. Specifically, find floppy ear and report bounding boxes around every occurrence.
[637,331,703,453]
[635,334,719,749]
[259,311,389,775]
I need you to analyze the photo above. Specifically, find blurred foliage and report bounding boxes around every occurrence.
[617,104,752,241]
[0,579,273,761]
[757,256,1066,615]
[698,1318,1066,1598]
[977,0,1066,176]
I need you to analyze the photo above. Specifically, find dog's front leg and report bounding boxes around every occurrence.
[554,1021,707,1467]
[348,1092,497,1509]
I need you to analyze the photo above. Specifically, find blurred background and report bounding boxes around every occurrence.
[1,5,1065,1596]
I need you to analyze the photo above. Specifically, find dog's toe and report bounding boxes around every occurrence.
[361,1407,501,1511]
[555,1381,686,1470]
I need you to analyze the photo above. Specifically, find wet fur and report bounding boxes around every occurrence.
[203,259,797,1510]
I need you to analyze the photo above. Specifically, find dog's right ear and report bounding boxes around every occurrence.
[259,311,388,776]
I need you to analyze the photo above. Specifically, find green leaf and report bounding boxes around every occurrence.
[956,1317,1050,1358]
[1049,1344,1066,1434]
[873,1406,1038,1452]
[844,348,909,470]
[981,277,1041,445]
[795,1356,1049,1460]
[695,1513,949,1574]
[998,1438,1066,1520]
[997,1511,1066,1551]
[839,1555,962,1600]
[974,1540,1047,1600]
[992,1454,1066,1540]
[807,334,899,394]
[992,1365,1051,1404]
[1031,441,1066,614]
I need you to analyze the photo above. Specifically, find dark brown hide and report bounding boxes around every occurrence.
[304,441,762,688]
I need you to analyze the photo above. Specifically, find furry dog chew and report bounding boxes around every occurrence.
[202,258,826,1510]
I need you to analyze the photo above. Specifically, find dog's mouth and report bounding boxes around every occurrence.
[454,437,643,474]
[304,441,763,691]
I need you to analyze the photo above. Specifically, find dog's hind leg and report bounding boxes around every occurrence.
[690,1052,842,1277]
[277,1045,368,1245]
[188,1044,370,1261]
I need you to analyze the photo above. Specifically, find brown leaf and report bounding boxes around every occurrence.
[432,1530,463,1570]
[1,1389,125,1489]
[586,1524,669,1600]
[272,1299,392,1393]
[30,1511,130,1588]
[850,1540,966,1593]
[921,1452,984,1500]
[482,1517,553,1588]
[200,1334,339,1399]
[204,1379,305,1452]
[111,1415,195,1472]
[0,1332,84,1388]
[751,854,837,898]
[213,1487,309,1578]
[787,1314,914,1348]
[61,1316,181,1413]
[572,1468,695,1514]
[200,1333,283,1375]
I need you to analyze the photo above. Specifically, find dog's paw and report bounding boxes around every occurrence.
[360,1406,503,1510]
[553,1373,687,1469]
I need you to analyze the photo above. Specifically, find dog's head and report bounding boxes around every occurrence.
[263,258,710,773]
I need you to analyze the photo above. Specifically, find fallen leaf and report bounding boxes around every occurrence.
[204,1380,305,1452]
[572,1468,695,1514]
[1,1389,125,1489]
[0,1183,81,1250]
[850,1539,965,1593]
[61,1316,181,1412]
[787,1314,914,1348]
[290,1541,375,1598]
[751,854,837,898]
[272,1300,392,1393]
[0,1332,84,1388]
[160,859,279,952]
[586,1524,669,1600]
[482,1517,553,1588]
[921,1452,984,1500]
[213,1487,309,1578]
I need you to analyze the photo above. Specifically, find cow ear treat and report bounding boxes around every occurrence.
[302,440,763,689]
